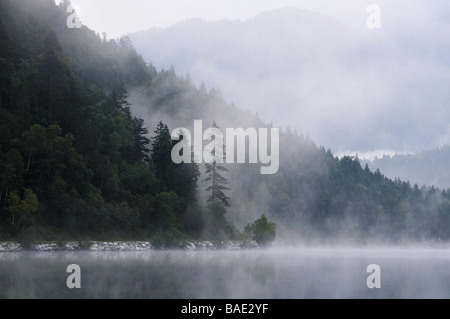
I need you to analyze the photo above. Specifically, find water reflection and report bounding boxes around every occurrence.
[1,248,450,299]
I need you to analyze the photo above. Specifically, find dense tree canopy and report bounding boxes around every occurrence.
[0,0,449,245]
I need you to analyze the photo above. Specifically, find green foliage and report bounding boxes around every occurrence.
[150,232,167,249]
[17,230,36,249]
[182,204,204,237]
[151,121,172,183]
[205,162,231,207]
[0,0,204,240]
[204,122,230,207]
[153,191,183,232]
[203,201,236,240]
[150,230,183,249]
[246,215,276,247]
[170,131,200,206]
[7,188,38,230]
[78,239,93,249]
[0,149,25,197]
[151,121,200,207]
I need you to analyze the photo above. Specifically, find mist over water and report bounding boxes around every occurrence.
[1,0,449,302]
[1,248,450,299]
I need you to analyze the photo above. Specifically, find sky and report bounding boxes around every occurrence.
[63,0,436,39]
[66,0,360,39]
[59,0,450,158]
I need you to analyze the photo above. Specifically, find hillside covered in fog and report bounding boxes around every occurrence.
[130,8,450,157]
[0,0,449,245]
[362,145,450,189]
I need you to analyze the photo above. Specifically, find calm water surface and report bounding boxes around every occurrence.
[1,247,450,299]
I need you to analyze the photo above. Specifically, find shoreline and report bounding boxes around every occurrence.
[0,240,260,252]
[2,240,450,252]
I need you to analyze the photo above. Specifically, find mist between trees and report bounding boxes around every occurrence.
[0,0,449,246]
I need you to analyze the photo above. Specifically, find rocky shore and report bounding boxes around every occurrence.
[0,240,259,252]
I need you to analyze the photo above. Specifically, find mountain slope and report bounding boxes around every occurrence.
[0,0,449,244]
[130,8,450,156]
[362,145,450,189]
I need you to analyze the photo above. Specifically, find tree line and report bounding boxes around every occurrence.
[0,0,267,246]
[1,0,449,246]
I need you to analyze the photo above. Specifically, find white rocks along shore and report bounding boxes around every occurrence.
[0,240,259,252]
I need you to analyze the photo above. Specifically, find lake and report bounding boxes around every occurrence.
[1,247,450,299]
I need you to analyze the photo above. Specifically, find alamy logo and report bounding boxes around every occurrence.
[171,120,280,175]
[66,4,82,29]
[66,264,81,289]
[367,4,381,29]
[366,264,381,289]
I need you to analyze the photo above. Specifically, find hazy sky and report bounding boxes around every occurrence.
[65,0,440,39]
[67,0,359,38]
[62,0,450,157]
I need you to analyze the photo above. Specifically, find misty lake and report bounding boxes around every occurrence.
[1,247,450,299]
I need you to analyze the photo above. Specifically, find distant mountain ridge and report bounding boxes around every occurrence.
[362,145,450,189]
[1,1,449,244]
[131,8,358,90]
[130,7,450,155]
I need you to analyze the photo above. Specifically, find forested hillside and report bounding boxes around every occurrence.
[130,9,450,157]
[0,0,204,244]
[0,0,449,245]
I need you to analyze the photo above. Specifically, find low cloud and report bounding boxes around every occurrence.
[131,4,450,155]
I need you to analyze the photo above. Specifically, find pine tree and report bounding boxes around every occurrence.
[151,123,199,205]
[0,17,15,110]
[151,121,172,184]
[130,116,151,162]
[169,130,200,205]
[204,122,230,207]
